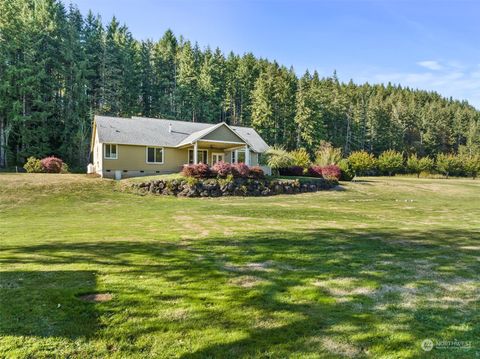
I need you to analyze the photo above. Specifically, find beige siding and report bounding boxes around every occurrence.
[103,145,187,174]
[202,125,244,143]
[93,130,103,174]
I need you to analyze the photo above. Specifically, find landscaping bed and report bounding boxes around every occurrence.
[131,176,337,197]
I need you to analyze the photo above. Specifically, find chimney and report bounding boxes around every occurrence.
[168,123,172,134]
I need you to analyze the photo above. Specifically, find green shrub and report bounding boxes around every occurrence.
[436,153,463,178]
[347,151,376,177]
[378,150,404,176]
[418,156,434,176]
[315,141,342,166]
[338,159,354,181]
[290,148,311,168]
[463,154,480,179]
[265,146,293,174]
[60,163,70,174]
[23,157,44,173]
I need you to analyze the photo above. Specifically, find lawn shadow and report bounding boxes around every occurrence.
[0,270,99,339]
[0,227,478,357]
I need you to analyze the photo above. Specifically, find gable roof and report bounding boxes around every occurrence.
[94,116,269,153]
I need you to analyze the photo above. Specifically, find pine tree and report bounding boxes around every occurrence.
[176,41,199,121]
[152,29,177,118]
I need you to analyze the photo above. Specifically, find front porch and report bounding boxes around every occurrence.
[181,140,255,166]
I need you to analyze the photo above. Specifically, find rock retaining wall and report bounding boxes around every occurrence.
[131,177,337,197]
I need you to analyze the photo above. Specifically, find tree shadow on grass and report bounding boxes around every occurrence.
[0,270,99,339]
[0,228,478,357]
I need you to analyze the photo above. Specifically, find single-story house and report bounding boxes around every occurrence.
[90,115,270,178]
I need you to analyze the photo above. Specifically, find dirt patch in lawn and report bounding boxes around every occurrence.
[77,293,113,302]
[229,275,266,288]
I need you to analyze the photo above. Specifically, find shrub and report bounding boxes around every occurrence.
[307,165,323,178]
[40,156,64,173]
[249,166,265,179]
[23,157,44,173]
[232,162,250,178]
[290,148,311,168]
[407,154,434,178]
[418,156,434,174]
[436,153,463,178]
[212,161,232,177]
[378,150,404,176]
[60,163,70,174]
[338,159,354,181]
[182,163,211,178]
[463,154,480,179]
[320,165,341,181]
[265,146,293,174]
[315,141,342,166]
[347,151,376,177]
[279,166,305,176]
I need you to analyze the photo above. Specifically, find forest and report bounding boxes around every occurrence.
[1,0,479,169]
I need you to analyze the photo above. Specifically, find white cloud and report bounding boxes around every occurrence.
[417,60,443,71]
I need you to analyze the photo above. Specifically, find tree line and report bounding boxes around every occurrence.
[1,0,479,169]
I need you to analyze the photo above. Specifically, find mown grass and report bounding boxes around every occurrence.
[0,174,479,358]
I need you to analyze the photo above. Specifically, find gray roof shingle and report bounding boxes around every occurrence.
[95,116,269,153]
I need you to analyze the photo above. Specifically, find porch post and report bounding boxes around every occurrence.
[193,141,198,164]
[244,144,250,166]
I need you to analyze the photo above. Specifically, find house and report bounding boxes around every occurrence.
[90,115,270,178]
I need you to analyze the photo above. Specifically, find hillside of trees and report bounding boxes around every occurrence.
[1,0,479,169]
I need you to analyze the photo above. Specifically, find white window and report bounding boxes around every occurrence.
[104,144,118,159]
[188,149,208,164]
[146,147,164,164]
[232,149,245,163]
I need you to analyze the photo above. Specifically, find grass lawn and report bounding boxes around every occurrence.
[1,174,479,358]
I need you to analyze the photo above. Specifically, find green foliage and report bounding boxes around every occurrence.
[290,148,311,168]
[347,151,376,177]
[265,146,293,173]
[23,157,44,173]
[407,154,434,177]
[1,0,480,170]
[61,163,70,174]
[338,159,354,181]
[186,176,198,187]
[463,154,480,179]
[377,150,404,176]
[315,141,342,166]
[436,153,463,178]
[418,156,435,175]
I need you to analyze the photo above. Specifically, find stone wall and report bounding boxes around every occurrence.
[131,177,337,197]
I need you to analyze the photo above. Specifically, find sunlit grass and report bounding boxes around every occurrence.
[1,173,479,358]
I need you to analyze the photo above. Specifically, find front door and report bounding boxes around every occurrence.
[212,153,225,165]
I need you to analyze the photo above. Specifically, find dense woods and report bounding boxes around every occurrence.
[1,0,479,169]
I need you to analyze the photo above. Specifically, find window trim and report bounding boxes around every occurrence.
[188,149,209,164]
[145,146,165,164]
[232,149,246,163]
[104,144,118,160]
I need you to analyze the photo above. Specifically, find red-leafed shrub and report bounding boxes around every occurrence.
[279,166,304,176]
[232,162,250,178]
[182,163,211,178]
[40,156,64,173]
[307,165,323,178]
[212,161,233,177]
[320,165,341,180]
[249,166,265,179]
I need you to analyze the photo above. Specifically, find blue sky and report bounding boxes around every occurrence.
[67,0,480,108]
